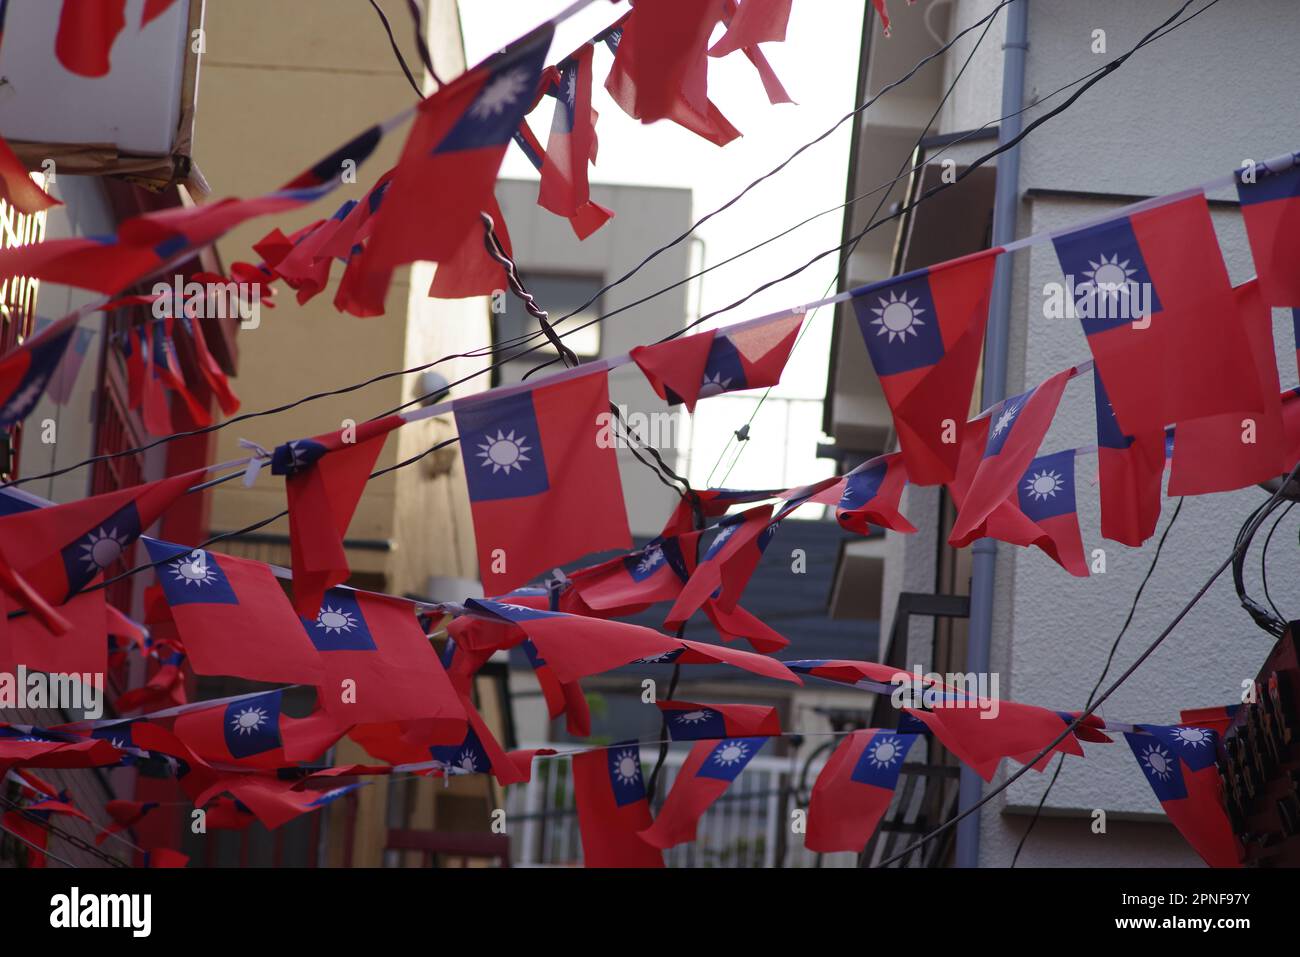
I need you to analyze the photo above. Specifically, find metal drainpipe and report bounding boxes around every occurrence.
[954,0,1028,869]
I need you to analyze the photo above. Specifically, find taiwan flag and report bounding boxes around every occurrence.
[1167,280,1287,495]
[347,27,553,310]
[0,313,78,427]
[95,800,158,846]
[572,742,664,868]
[702,600,789,654]
[1236,155,1300,306]
[949,368,1072,548]
[0,467,204,607]
[1052,194,1263,435]
[805,730,917,853]
[453,369,630,595]
[1125,726,1240,868]
[658,701,781,741]
[143,538,324,685]
[851,248,1002,485]
[569,535,696,613]
[835,452,917,535]
[632,313,802,412]
[271,415,406,617]
[638,737,765,849]
[299,587,464,728]
[1011,449,1089,577]
[664,505,774,626]
[459,599,677,682]
[521,638,591,738]
[1094,368,1165,547]
[905,700,1087,782]
[539,43,615,240]
[0,588,106,677]
[172,691,345,770]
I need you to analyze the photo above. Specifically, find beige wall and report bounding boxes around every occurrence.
[194,0,488,590]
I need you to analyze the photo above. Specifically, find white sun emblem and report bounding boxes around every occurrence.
[712,740,750,767]
[698,371,733,398]
[711,525,736,551]
[1024,469,1065,501]
[675,710,713,725]
[455,749,479,773]
[315,604,359,635]
[1080,252,1138,298]
[1172,727,1212,749]
[870,290,927,343]
[169,556,219,587]
[992,401,1020,437]
[867,735,903,769]
[612,749,641,786]
[80,526,130,571]
[230,706,269,736]
[563,69,578,107]
[477,429,532,474]
[470,68,529,120]
[1140,743,1175,781]
[636,546,665,575]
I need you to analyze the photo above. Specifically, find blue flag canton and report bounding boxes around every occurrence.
[436,33,550,154]
[1092,368,1133,450]
[0,325,72,426]
[144,539,240,607]
[512,129,545,172]
[668,707,726,741]
[1125,731,1188,802]
[699,334,749,397]
[471,597,559,625]
[983,386,1034,458]
[271,437,328,477]
[624,539,673,582]
[696,737,764,782]
[1235,156,1300,205]
[1017,449,1077,521]
[301,590,378,652]
[549,56,580,134]
[1142,723,1220,772]
[431,726,490,775]
[292,126,383,189]
[606,741,648,805]
[307,783,364,808]
[1052,215,1164,334]
[842,458,889,511]
[849,732,916,788]
[702,514,747,562]
[61,501,142,598]
[223,694,284,758]
[456,390,551,502]
[521,637,547,669]
[851,269,945,376]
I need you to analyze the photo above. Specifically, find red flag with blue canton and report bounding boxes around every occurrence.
[454,368,630,596]
[658,700,780,741]
[850,248,1002,485]
[632,313,802,412]
[1125,725,1240,867]
[142,538,324,685]
[0,313,78,427]
[271,415,405,617]
[835,452,917,535]
[345,28,554,311]
[1235,154,1300,306]
[805,729,917,853]
[569,534,697,613]
[905,699,1087,782]
[664,505,774,626]
[1052,194,1263,435]
[539,43,615,240]
[172,690,345,769]
[638,737,765,849]
[1009,448,1089,577]
[572,742,664,868]
[949,367,1072,547]
[1094,367,1165,546]
[1167,279,1287,495]
[298,587,464,728]
[521,637,591,738]
[0,467,203,606]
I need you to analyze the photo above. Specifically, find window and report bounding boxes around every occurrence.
[497,272,603,359]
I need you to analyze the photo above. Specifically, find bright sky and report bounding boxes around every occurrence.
[457,1,865,492]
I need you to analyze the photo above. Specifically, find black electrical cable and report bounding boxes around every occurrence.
[369,0,425,98]
[1260,500,1293,623]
